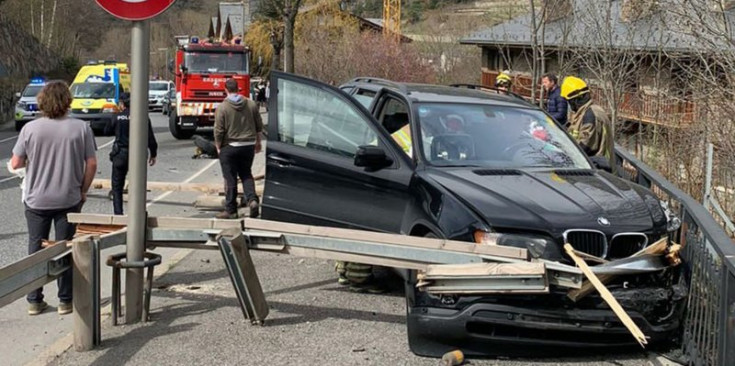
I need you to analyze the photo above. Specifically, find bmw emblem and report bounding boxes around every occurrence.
[597,217,611,226]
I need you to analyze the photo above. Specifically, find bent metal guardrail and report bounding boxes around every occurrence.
[614,144,735,366]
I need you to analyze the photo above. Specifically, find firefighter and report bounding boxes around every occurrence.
[560,76,613,164]
[495,72,512,93]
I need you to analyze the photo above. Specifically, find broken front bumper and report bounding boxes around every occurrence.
[407,285,686,357]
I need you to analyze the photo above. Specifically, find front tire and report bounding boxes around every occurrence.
[169,111,195,140]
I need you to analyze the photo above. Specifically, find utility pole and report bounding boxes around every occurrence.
[126,20,150,324]
[158,47,170,80]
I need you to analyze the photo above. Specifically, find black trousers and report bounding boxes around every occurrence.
[111,151,128,215]
[25,203,80,304]
[219,145,257,214]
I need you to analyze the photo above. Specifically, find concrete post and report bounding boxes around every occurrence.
[125,20,150,324]
[72,238,93,351]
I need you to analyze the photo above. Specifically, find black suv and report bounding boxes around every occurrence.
[262,72,684,357]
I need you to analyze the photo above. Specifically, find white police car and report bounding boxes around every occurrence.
[14,78,46,131]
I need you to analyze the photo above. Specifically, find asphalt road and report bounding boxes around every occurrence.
[0,113,261,366]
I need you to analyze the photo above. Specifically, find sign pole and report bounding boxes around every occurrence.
[125,20,150,324]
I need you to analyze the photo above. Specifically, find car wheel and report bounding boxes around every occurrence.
[15,121,23,132]
[169,112,195,140]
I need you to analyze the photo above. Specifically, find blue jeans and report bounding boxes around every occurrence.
[25,203,80,304]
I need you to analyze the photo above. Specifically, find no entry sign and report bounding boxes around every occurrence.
[95,0,176,21]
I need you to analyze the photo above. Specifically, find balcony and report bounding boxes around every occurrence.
[481,69,695,127]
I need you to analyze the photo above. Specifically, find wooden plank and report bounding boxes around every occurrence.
[567,237,669,302]
[76,224,125,237]
[90,174,264,194]
[243,218,527,260]
[72,238,94,351]
[565,244,647,347]
[422,262,545,277]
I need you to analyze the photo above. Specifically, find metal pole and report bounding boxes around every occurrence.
[704,143,713,208]
[125,20,150,324]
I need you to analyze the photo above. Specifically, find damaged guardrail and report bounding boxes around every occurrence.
[614,144,735,365]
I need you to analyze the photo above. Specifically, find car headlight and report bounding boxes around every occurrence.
[17,101,27,110]
[474,231,562,260]
[660,200,681,232]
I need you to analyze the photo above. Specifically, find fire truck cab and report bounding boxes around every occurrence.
[170,36,251,139]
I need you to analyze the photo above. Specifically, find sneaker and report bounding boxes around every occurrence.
[248,200,260,218]
[58,302,72,315]
[215,211,238,219]
[28,301,48,316]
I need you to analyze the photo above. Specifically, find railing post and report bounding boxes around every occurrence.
[72,237,94,351]
[704,143,714,208]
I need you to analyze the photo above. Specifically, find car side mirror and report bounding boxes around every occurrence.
[179,64,187,74]
[590,156,612,173]
[354,145,392,171]
[15,92,21,99]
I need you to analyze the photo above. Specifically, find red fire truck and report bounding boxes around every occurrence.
[169,36,251,139]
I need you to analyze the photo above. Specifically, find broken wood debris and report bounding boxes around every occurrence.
[564,244,648,347]
[90,174,264,195]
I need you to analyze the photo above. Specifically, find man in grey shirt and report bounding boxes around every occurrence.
[11,80,98,316]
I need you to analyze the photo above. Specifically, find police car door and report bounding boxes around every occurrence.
[262,72,412,233]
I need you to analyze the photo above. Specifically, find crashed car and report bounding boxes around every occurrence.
[262,72,685,357]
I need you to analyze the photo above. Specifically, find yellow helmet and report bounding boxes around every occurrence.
[560,76,589,100]
[495,72,512,87]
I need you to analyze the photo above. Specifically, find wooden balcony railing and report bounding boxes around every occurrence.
[481,69,696,127]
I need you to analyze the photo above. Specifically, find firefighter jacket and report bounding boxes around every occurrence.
[568,100,612,163]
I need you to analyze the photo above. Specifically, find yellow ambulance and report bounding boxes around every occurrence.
[69,61,131,134]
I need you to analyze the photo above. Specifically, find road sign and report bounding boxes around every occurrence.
[95,0,176,21]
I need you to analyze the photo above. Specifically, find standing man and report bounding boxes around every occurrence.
[541,73,568,127]
[106,92,158,215]
[10,81,98,316]
[560,76,613,164]
[214,78,263,219]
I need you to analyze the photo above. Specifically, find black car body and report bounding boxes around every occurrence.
[262,72,685,357]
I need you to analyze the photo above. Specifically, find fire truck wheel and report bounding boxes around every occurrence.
[169,113,195,140]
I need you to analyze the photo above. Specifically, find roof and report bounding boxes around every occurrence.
[218,3,244,39]
[344,77,528,106]
[460,0,735,53]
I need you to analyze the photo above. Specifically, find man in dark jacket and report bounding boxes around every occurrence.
[214,78,263,219]
[107,93,158,215]
[542,73,568,127]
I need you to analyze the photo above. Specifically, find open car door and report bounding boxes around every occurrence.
[261,72,413,233]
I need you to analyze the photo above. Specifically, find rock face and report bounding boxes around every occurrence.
[0,12,59,121]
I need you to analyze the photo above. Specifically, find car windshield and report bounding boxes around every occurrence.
[22,85,43,97]
[184,52,247,74]
[149,82,168,91]
[71,83,116,99]
[417,103,591,169]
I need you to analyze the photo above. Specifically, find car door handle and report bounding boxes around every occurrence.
[267,154,294,167]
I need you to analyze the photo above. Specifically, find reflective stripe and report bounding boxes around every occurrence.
[394,130,412,153]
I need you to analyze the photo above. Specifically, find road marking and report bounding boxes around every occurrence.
[146,159,219,207]
[98,139,115,149]
[0,135,18,143]
[0,175,18,183]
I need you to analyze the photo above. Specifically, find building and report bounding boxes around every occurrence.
[460,0,735,128]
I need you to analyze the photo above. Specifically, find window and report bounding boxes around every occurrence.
[378,97,411,155]
[352,89,377,109]
[416,103,591,169]
[277,79,377,159]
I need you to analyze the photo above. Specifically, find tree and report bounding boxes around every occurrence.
[257,0,306,73]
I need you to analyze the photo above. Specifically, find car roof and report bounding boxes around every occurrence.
[342,77,534,108]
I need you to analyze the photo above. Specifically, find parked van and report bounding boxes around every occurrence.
[69,61,131,134]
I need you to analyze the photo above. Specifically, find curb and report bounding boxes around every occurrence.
[25,248,194,366]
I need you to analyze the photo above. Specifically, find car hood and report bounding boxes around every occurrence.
[149,91,168,97]
[18,97,37,104]
[425,168,665,235]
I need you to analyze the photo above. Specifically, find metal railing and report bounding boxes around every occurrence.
[614,144,735,366]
